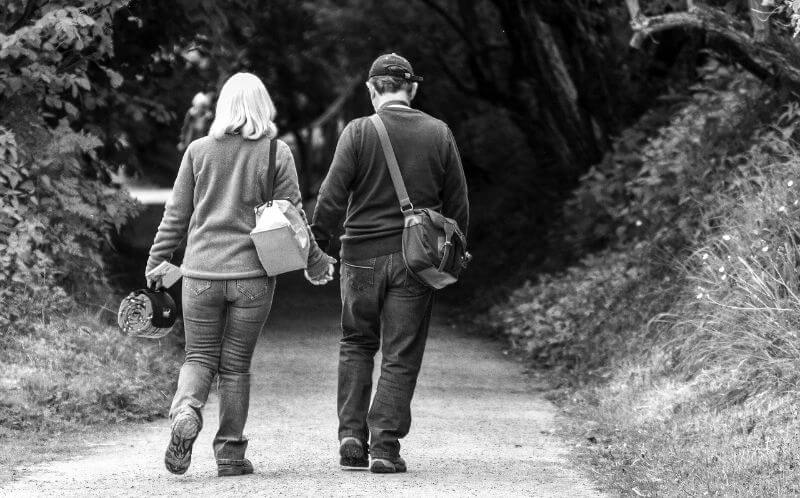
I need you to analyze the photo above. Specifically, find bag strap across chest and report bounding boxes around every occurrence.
[370,114,414,213]
[264,137,278,205]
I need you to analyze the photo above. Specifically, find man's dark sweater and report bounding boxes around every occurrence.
[312,104,469,261]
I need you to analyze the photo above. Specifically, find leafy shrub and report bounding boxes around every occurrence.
[0,1,138,333]
[563,64,773,255]
[489,64,799,385]
[486,249,677,372]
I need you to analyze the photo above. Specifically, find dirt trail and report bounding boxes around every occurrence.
[1,277,602,497]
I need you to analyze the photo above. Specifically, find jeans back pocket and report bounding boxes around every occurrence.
[185,278,212,296]
[342,259,376,292]
[236,277,272,301]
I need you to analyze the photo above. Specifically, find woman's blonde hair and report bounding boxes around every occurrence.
[209,72,278,140]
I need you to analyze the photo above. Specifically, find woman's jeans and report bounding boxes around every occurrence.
[170,276,275,461]
[337,251,434,460]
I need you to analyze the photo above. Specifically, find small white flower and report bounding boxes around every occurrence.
[779,206,788,214]
[719,266,725,273]
[722,235,732,241]
[721,274,727,281]
[696,293,704,299]
[762,246,769,252]
[635,220,643,227]
[702,253,709,260]
[789,180,795,187]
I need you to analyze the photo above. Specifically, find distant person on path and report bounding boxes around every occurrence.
[177,91,214,152]
[146,72,334,477]
[312,53,469,473]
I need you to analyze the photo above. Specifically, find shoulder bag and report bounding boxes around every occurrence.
[250,138,310,275]
[370,114,470,289]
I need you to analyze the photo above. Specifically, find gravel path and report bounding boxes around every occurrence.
[1,278,602,497]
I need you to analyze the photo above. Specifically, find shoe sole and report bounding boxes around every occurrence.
[369,460,407,474]
[164,416,201,475]
[218,468,254,477]
[340,440,368,470]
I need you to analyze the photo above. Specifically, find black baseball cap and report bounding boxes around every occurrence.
[368,53,423,83]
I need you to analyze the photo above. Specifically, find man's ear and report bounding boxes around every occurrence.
[366,81,377,100]
[409,82,419,101]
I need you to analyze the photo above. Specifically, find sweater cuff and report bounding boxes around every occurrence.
[145,257,162,276]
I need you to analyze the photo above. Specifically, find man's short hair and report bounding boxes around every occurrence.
[369,76,413,95]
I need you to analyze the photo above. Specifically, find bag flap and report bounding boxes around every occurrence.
[252,202,291,233]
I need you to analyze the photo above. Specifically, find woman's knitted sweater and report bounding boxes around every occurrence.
[146,135,327,279]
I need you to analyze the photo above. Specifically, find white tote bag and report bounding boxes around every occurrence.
[250,199,310,275]
[249,139,310,276]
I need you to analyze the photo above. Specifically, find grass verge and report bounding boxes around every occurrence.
[554,369,800,496]
[0,306,181,481]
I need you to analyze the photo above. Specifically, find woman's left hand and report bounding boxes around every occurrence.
[145,274,163,290]
[305,261,335,286]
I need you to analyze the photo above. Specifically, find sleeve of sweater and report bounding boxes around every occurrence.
[271,140,330,273]
[441,126,470,237]
[146,146,195,275]
[311,122,357,244]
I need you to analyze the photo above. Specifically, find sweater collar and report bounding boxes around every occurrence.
[379,100,412,110]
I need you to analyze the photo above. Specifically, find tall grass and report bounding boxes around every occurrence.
[663,131,800,400]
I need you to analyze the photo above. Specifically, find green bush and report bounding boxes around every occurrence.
[489,64,800,387]
[486,248,676,373]
[0,1,138,333]
[563,63,773,254]
[486,67,800,495]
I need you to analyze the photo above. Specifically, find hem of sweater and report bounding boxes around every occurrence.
[341,233,402,261]
[180,267,268,280]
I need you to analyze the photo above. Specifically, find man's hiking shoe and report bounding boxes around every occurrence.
[164,411,202,475]
[339,437,369,469]
[370,456,407,474]
[217,458,254,477]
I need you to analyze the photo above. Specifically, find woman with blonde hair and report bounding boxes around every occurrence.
[146,72,334,477]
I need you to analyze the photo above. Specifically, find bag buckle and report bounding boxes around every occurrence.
[401,202,414,213]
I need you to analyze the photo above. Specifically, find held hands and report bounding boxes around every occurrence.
[305,255,337,286]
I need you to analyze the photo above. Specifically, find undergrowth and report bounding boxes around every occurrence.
[0,309,180,433]
[487,64,800,494]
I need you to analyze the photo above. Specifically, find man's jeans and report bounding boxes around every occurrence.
[170,276,275,461]
[338,251,434,459]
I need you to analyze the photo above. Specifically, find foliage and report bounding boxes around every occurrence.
[486,249,676,372]
[487,62,800,494]
[0,0,139,333]
[563,62,772,255]
[662,110,800,397]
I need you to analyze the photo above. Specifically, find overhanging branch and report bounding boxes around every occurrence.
[625,2,800,91]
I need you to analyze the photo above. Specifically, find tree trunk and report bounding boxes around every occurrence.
[420,0,645,186]
[492,0,608,180]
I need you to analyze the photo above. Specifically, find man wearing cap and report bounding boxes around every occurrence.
[312,53,469,473]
